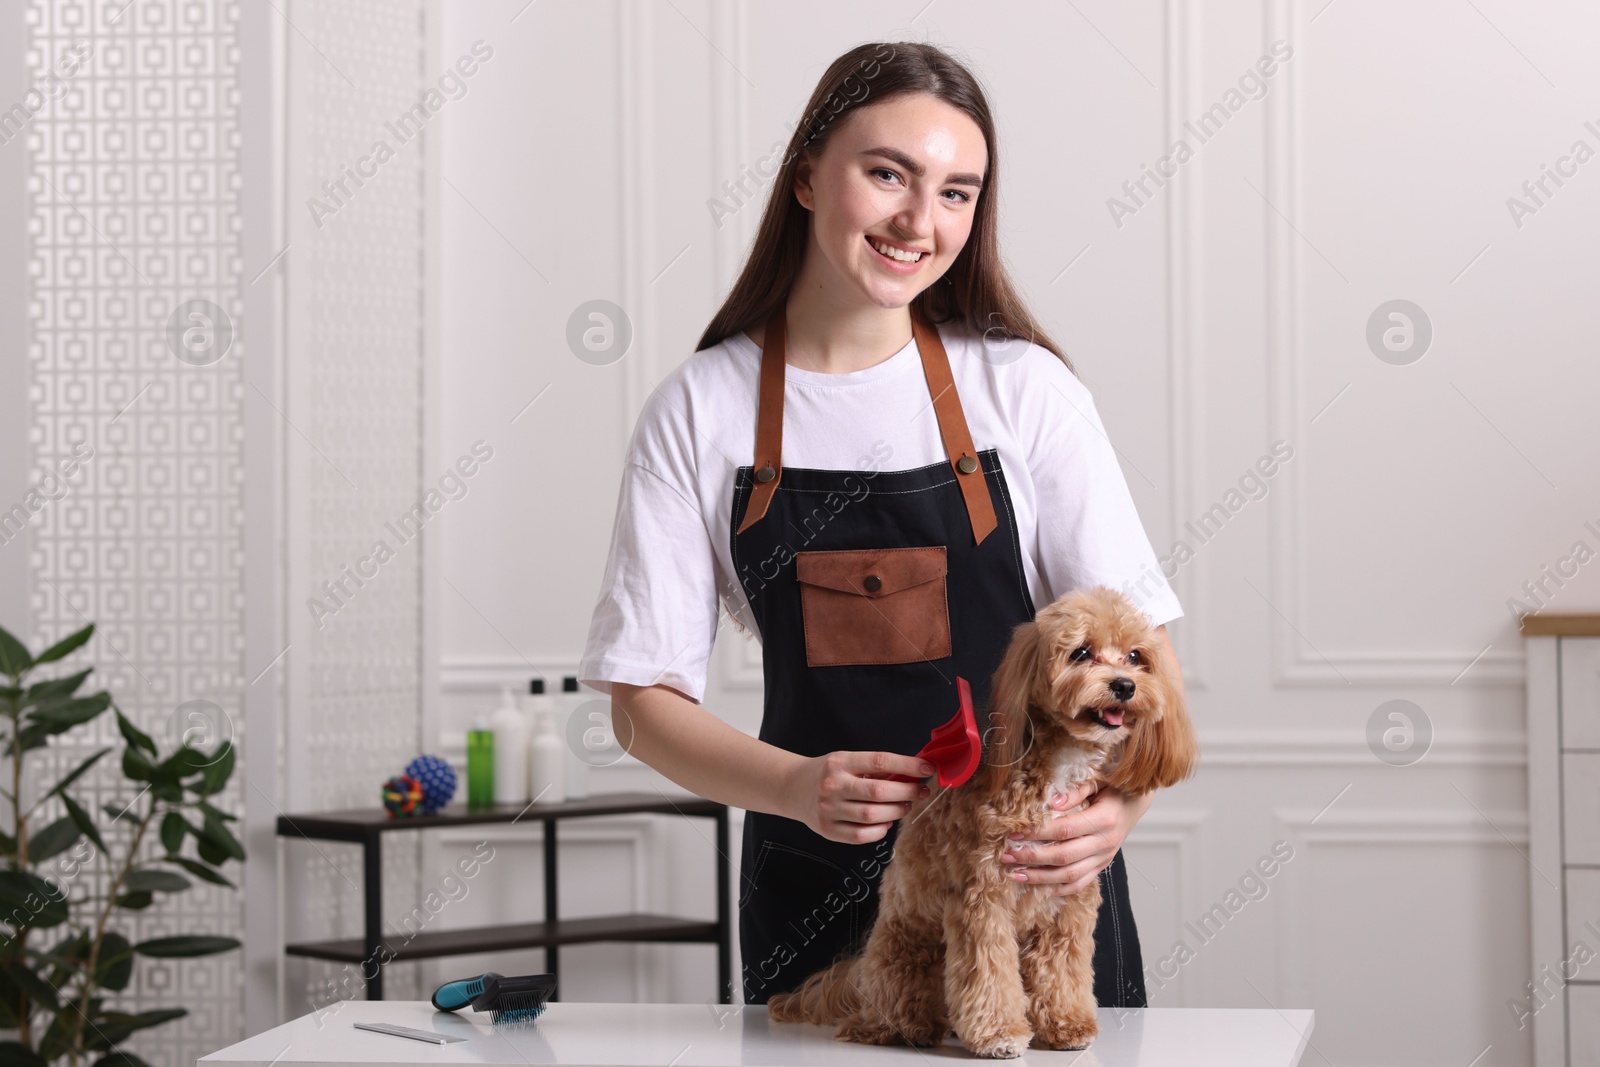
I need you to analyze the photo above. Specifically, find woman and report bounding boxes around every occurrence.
[578,40,1185,1008]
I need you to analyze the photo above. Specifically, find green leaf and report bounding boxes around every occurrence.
[45,746,112,801]
[195,835,228,866]
[114,707,156,758]
[14,704,106,748]
[5,726,47,757]
[0,1041,48,1067]
[123,869,189,894]
[61,792,105,853]
[22,667,91,706]
[113,890,153,910]
[6,727,52,756]
[0,625,33,677]
[148,777,183,803]
[36,1002,75,1063]
[156,745,210,779]
[27,692,110,730]
[197,799,239,823]
[120,746,153,782]
[101,800,139,824]
[20,947,82,975]
[193,740,235,796]
[0,871,69,929]
[196,810,245,862]
[83,1008,187,1051]
[0,828,14,861]
[25,815,81,864]
[162,856,233,889]
[93,931,133,992]
[34,624,93,665]
[160,812,187,854]
[1,960,62,1012]
[0,967,19,1029]
[38,930,88,989]
[132,935,240,958]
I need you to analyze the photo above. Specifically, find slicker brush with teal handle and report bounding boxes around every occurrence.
[431,971,557,1023]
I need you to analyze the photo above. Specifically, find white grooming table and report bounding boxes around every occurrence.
[199,1001,1314,1066]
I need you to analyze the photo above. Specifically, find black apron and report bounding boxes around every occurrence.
[728,300,1147,1008]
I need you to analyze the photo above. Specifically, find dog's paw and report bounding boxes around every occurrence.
[960,1026,1033,1059]
[1030,1014,1097,1051]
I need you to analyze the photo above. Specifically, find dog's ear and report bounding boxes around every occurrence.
[1103,631,1198,797]
[979,619,1041,791]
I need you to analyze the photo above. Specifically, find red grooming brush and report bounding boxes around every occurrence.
[889,676,982,789]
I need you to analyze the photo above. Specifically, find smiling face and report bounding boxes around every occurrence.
[791,93,988,310]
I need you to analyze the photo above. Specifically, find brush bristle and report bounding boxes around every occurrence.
[490,997,549,1024]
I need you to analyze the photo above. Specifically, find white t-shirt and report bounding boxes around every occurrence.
[577,320,1182,705]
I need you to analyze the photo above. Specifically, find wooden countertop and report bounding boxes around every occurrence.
[1520,613,1600,636]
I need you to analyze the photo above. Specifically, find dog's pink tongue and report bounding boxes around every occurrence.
[1101,708,1125,727]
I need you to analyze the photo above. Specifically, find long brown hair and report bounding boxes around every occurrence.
[695,41,1072,374]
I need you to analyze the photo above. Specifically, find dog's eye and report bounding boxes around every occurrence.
[1127,648,1143,666]
[1070,645,1091,662]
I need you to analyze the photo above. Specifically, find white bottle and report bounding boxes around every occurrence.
[490,685,530,805]
[527,679,565,804]
[559,675,590,800]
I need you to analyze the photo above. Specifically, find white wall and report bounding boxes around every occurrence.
[434,1,1600,1063]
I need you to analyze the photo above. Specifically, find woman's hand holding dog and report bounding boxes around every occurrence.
[782,750,934,844]
[998,782,1155,895]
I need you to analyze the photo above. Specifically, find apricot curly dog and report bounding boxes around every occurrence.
[767,585,1198,1057]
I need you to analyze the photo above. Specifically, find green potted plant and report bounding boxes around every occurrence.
[0,621,243,1067]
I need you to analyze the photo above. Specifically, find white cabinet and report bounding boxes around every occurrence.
[1563,638,1600,749]
[1571,986,1600,1067]
[1568,869,1600,985]
[1567,754,1600,866]
[1523,621,1600,1067]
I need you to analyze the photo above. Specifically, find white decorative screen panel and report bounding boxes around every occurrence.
[279,0,430,1013]
[24,1,245,1065]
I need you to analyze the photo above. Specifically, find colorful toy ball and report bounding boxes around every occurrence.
[405,754,457,815]
[382,774,424,817]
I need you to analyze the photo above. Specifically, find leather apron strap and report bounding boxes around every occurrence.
[734,302,999,545]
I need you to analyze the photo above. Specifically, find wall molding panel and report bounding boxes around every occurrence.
[1123,808,1209,1007]
[1261,0,1522,689]
[1160,0,1211,693]
[1271,807,1530,1021]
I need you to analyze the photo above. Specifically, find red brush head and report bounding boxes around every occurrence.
[915,676,981,788]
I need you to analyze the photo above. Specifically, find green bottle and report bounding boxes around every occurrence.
[466,716,495,808]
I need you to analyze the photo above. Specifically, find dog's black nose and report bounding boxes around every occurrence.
[1109,677,1135,702]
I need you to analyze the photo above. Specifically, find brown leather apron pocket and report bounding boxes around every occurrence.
[794,546,952,666]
